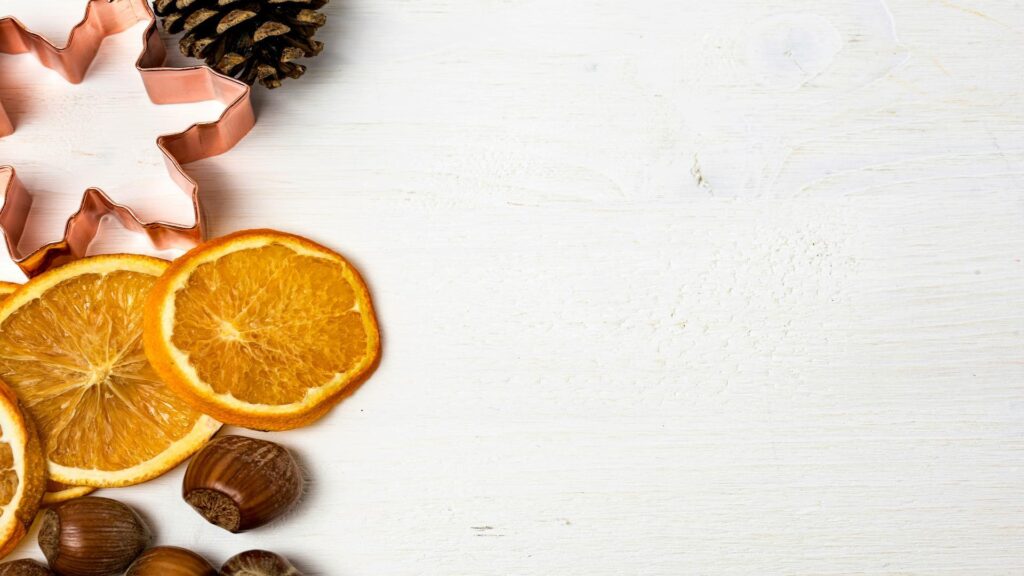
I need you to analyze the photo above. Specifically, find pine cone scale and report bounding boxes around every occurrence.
[217,10,257,34]
[296,9,326,26]
[218,52,248,74]
[280,46,305,62]
[184,8,219,32]
[254,21,291,43]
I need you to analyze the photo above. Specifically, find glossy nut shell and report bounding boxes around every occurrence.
[0,560,54,576]
[183,436,304,532]
[220,550,302,576]
[125,547,216,576]
[38,497,151,576]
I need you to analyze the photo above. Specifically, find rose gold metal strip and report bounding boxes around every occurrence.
[0,0,255,276]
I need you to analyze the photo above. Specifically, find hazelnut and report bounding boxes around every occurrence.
[125,547,216,576]
[0,560,54,576]
[182,436,303,532]
[38,497,151,576]
[220,550,302,576]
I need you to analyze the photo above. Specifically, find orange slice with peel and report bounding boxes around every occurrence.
[144,229,381,430]
[41,481,94,507]
[0,282,94,506]
[0,379,44,558]
[0,255,221,487]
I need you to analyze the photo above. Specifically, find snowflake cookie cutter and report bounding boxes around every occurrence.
[0,0,255,277]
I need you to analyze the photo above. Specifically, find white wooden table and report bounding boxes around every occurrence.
[1,1,1023,574]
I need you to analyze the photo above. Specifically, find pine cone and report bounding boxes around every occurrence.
[153,0,328,89]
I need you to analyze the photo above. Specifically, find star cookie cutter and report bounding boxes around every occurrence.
[0,0,255,277]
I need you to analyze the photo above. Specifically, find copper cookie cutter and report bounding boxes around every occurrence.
[0,0,255,277]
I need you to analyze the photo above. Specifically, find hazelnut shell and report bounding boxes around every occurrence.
[182,436,303,532]
[38,497,151,576]
[0,560,54,576]
[220,550,302,576]
[125,547,216,576]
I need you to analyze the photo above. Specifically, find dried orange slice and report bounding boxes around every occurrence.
[0,255,221,487]
[0,283,16,302]
[41,481,94,507]
[144,229,381,430]
[0,284,95,504]
[0,380,44,558]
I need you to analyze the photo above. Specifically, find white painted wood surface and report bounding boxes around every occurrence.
[1,0,1023,574]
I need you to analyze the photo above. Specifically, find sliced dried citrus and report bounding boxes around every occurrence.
[0,283,15,300]
[41,481,94,507]
[0,380,44,558]
[144,229,381,430]
[0,255,221,487]
[0,283,95,504]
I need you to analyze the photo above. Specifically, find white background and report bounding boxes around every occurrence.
[1,1,1023,574]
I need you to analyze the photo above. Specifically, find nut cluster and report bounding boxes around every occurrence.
[2,437,307,575]
[125,547,301,576]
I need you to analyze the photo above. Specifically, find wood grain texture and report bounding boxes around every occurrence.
[0,1,1023,574]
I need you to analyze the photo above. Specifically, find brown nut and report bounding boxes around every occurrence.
[0,560,54,576]
[220,551,302,576]
[38,497,152,576]
[125,547,216,576]
[182,436,303,533]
